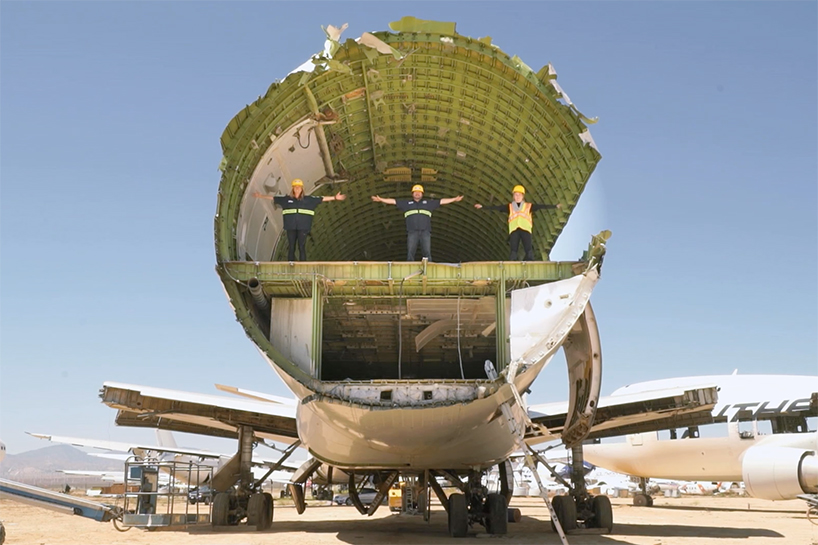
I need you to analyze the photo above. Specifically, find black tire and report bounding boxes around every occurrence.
[345,497,353,506]
[447,493,468,538]
[633,493,650,507]
[550,495,577,533]
[591,495,613,533]
[416,490,427,512]
[485,493,507,535]
[212,493,231,527]
[247,493,265,529]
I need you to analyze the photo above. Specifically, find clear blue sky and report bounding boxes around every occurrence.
[1,2,815,455]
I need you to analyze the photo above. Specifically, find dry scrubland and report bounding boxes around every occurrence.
[1,495,816,545]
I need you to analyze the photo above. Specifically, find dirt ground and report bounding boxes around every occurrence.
[1,495,817,545]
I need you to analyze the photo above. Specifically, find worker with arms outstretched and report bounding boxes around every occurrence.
[371,184,463,261]
[254,178,345,261]
[474,184,561,261]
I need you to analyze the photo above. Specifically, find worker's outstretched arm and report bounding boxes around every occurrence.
[253,192,275,200]
[474,203,506,211]
[440,195,464,205]
[322,192,346,202]
[371,195,396,205]
[531,203,562,211]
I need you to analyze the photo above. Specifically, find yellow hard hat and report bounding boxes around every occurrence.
[411,184,424,193]
[291,179,304,187]
[512,184,525,195]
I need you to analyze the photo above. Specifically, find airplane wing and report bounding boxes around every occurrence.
[27,434,141,453]
[58,470,123,482]
[526,384,718,445]
[98,381,299,445]
[251,453,308,471]
[96,380,716,454]
[87,452,131,461]
[215,384,297,406]
[27,432,228,460]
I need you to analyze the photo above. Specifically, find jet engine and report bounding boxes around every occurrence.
[741,446,818,500]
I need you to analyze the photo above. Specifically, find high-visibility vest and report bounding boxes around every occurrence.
[282,208,315,216]
[508,202,533,233]
[403,209,433,218]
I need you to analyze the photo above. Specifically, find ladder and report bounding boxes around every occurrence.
[486,361,570,545]
[404,481,414,513]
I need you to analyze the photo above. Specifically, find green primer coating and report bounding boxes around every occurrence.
[214,19,602,385]
[222,261,581,297]
[215,22,600,265]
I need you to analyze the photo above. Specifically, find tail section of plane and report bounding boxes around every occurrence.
[156,430,177,449]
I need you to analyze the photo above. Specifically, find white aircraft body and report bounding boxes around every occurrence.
[27,430,304,488]
[583,374,818,501]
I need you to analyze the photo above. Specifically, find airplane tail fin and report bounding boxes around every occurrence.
[156,429,177,448]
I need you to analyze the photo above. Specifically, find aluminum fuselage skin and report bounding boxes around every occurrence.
[269,362,530,470]
[584,374,818,481]
[585,428,817,481]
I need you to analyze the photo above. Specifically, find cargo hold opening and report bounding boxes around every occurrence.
[320,296,501,381]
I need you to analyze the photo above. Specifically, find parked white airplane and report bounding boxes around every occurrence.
[93,367,717,534]
[583,373,818,505]
[27,430,304,488]
[583,467,739,498]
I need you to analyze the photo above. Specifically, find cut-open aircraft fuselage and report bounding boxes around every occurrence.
[213,18,604,471]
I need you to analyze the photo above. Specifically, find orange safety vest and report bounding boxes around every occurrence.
[507,202,533,233]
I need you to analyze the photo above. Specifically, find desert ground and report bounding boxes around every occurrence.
[1,495,816,545]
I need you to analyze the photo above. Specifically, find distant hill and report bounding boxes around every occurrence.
[0,444,123,488]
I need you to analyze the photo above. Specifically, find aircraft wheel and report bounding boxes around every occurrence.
[633,493,652,507]
[591,495,613,533]
[550,495,577,533]
[211,493,230,527]
[247,493,266,529]
[447,493,468,538]
[262,492,274,530]
[485,493,507,535]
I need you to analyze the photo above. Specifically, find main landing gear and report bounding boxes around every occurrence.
[439,469,512,538]
[632,477,654,507]
[538,445,613,535]
[209,426,300,531]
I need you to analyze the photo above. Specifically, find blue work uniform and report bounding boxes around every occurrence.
[274,195,323,261]
[395,198,440,261]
